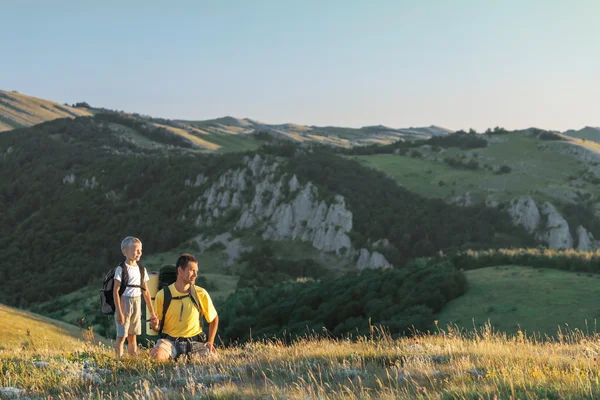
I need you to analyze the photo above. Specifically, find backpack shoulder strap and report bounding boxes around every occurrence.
[138,264,147,291]
[117,261,127,296]
[158,286,172,336]
[188,286,204,316]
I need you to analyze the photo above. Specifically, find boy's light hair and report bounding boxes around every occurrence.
[121,236,142,253]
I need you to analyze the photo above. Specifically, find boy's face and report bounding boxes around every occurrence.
[123,242,142,262]
[179,262,198,285]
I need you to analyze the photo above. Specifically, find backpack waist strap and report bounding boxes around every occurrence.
[123,284,146,290]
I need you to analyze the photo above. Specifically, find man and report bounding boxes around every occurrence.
[149,254,219,361]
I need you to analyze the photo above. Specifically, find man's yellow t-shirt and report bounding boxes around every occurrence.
[155,284,218,338]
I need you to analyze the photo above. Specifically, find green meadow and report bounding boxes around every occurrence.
[355,133,594,204]
[436,266,600,336]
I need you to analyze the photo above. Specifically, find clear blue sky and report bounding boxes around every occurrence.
[2,0,599,131]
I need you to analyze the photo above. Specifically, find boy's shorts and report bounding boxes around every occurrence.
[115,296,141,337]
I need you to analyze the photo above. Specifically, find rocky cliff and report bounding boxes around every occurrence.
[508,196,598,251]
[187,154,390,269]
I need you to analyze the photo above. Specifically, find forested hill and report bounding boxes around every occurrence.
[0,115,535,307]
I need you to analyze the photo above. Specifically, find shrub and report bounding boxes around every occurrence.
[496,165,512,174]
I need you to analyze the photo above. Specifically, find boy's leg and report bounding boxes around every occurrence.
[127,334,137,355]
[127,296,142,356]
[114,300,128,358]
[115,296,131,358]
[115,336,126,358]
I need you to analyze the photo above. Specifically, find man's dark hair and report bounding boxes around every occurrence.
[176,253,198,272]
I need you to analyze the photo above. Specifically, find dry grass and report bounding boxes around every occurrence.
[2,323,600,399]
[0,90,91,129]
[153,123,221,150]
[0,304,106,351]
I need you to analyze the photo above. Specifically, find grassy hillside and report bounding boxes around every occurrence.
[198,131,262,153]
[436,266,600,336]
[1,90,449,149]
[0,90,91,131]
[563,126,600,143]
[32,234,350,338]
[355,132,598,206]
[0,304,101,350]
[3,327,600,399]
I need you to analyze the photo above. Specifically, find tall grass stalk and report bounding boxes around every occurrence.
[2,323,600,399]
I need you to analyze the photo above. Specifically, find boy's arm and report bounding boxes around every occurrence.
[141,268,157,319]
[113,279,124,323]
[151,290,163,332]
[142,284,157,318]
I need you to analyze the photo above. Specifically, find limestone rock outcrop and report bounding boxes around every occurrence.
[535,202,573,249]
[508,197,540,233]
[186,154,381,265]
[576,226,593,251]
[63,174,76,184]
[356,249,390,269]
[508,196,600,250]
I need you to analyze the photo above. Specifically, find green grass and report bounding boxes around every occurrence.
[436,265,600,336]
[355,133,595,204]
[108,122,164,149]
[201,133,262,153]
[0,114,24,129]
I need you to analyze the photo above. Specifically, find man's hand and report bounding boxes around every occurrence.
[205,342,217,354]
[117,312,125,325]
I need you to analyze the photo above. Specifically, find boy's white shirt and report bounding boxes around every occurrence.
[114,263,149,297]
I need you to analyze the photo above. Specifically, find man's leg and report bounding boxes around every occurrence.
[150,339,176,362]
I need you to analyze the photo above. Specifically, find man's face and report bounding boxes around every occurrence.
[180,261,198,285]
[123,242,142,262]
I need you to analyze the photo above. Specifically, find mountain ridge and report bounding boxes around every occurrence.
[1,90,452,148]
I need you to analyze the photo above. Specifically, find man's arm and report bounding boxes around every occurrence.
[206,315,219,353]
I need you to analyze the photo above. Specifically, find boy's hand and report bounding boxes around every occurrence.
[117,312,125,325]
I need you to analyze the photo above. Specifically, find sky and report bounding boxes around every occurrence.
[2,0,599,132]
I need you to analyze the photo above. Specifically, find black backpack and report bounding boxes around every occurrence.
[100,261,146,315]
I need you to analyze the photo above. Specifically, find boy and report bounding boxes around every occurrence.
[113,236,158,358]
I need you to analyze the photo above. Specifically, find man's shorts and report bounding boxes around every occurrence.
[153,338,213,360]
[115,296,141,337]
